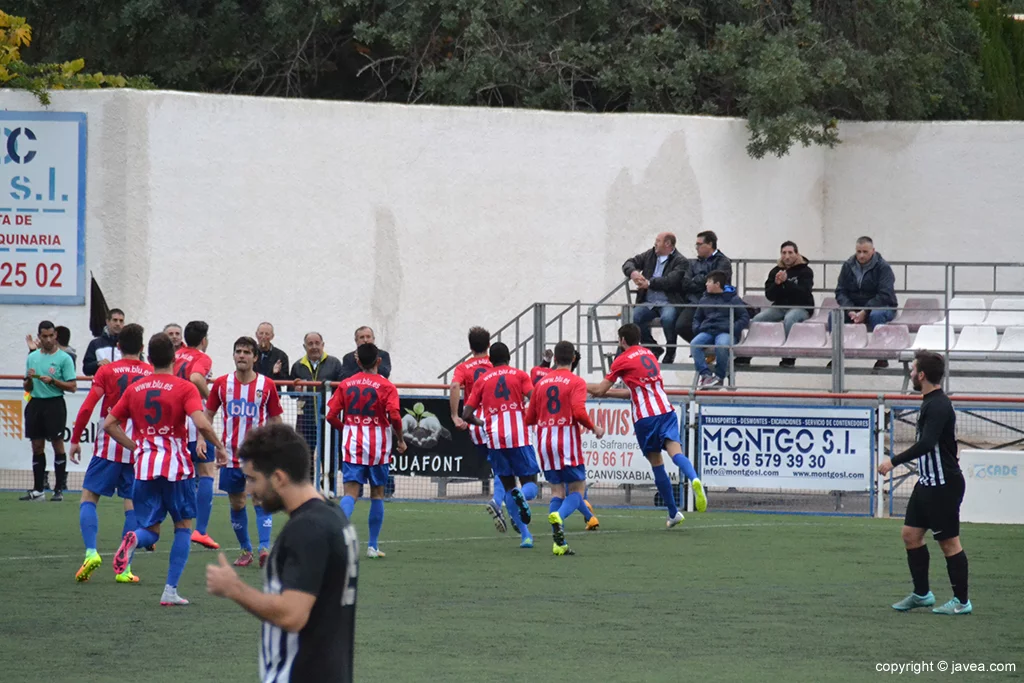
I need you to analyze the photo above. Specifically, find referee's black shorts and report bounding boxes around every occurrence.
[903,475,965,541]
[24,397,68,442]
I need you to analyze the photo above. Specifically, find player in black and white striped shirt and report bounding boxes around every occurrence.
[206,423,358,681]
[878,350,971,615]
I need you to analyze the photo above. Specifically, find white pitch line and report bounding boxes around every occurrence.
[0,520,840,562]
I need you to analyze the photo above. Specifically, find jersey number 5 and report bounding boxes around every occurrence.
[143,389,163,425]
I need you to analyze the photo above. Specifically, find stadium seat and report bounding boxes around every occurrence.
[848,324,911,360]
[953,325,998,351]
[734,322,786,357]
[935,297,987,329]
[997,326,1024,352]
[843,324,868,350]
[982,298,1024,331]
[742,294,771,313]
[806,297,838,325]
[910,324,957,351]
[781,322,831,358]
[890,297,943,332]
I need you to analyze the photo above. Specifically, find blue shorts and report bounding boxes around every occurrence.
[488,446,540,478]
[343,462,390,487]
[82,456,134,499]
[219,467,247,494]
[544,465,586,485]
[188,440,216,464]
[634,412,681,454]
[132,477,198,528]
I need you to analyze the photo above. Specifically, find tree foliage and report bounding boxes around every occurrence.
[976,0,1024,118]
[2,1,1003,157]
[0,10,150,105]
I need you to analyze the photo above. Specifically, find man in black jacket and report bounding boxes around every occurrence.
[339,326,392,380]
[754,241,815,367]
[254,322,291,381]
[621,232,689,363]
[675,231,733,344]
[82,308,124,376]
[834,236,898,330]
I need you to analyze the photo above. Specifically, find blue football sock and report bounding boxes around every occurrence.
[521,481,538,500]
[549,497,563,514]
[653,464,679,518]
[505,491,530,539]
[368,499,385,549]
[166,527,192,588]
[559,492,582,522]
[254,504,272,549]
[122,509,137,541]
[492,477,506,507]
[79,501,98,552]
[671,453,699,482]
[340,495,356,518]
[131,527,159,565]
[578,497,592,521]
[195,476,215,534]
[230,507,252,552]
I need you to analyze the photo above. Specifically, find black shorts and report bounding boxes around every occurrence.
[24,397,67,442]
[904,475,965,541]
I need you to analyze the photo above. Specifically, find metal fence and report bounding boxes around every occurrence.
[3,377,1021,518]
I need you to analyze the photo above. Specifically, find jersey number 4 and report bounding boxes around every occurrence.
[493,376,510,400]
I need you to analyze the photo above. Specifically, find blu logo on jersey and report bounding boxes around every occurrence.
[226,399,259,419]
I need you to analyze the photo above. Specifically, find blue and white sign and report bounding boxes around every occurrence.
[698,405,874,491]
[0,112,87,305]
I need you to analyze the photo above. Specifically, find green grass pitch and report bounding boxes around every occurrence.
[1,493,1022,682]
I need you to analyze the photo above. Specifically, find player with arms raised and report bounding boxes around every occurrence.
[525,341,605,555]
[105,332,228,606]
[463,342,539,549]
[174,320,220,550]
[588,324,707,528]
[327,343,407,558]
[205,336,284,568]
[69,323,153,583]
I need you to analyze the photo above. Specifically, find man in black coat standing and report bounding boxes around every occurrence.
[676,231,733,345]
[621,232,689,363]
[254,322,291,381]
[339,327,392,380]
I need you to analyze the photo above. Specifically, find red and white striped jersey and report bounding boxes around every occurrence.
[109,374,204,481]
[605,345,673,422]
[326,372,401,466]
[452,355,492,446]
[174,347,213,443]
[466,366,534,449]
[525,369,594,471]
[206,373,284,467]
[71,359,154,464]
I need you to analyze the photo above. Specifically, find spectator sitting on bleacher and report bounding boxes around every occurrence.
[621,232,689,363]
[691,270,749,389]
[835,236,898,330]
[676,230,732,345]
[754,240,815,368]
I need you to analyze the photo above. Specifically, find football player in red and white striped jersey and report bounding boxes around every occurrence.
[588,324,707,529]
[69,323,154,584]
[463,342,540,549]
[326,343,407,558]
[105,332,228,606]
[205,336,284,568]
[526,341,606,555]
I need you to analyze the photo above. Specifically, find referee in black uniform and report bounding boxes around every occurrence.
[878,350,971,615]
[207,423,358,682]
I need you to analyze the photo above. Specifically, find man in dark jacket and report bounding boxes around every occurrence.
[621,232,689,363]
[690,271,748,388]
[754,241,815,367]
[254,322,291,381]
[676,230,733,344]
[290,332,344,491]
[835,236,898,331]
[82,308,124,376]
[339,326,393,380]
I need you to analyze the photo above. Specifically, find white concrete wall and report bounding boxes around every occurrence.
[0,90,823,382]
[2,90,1022,385]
